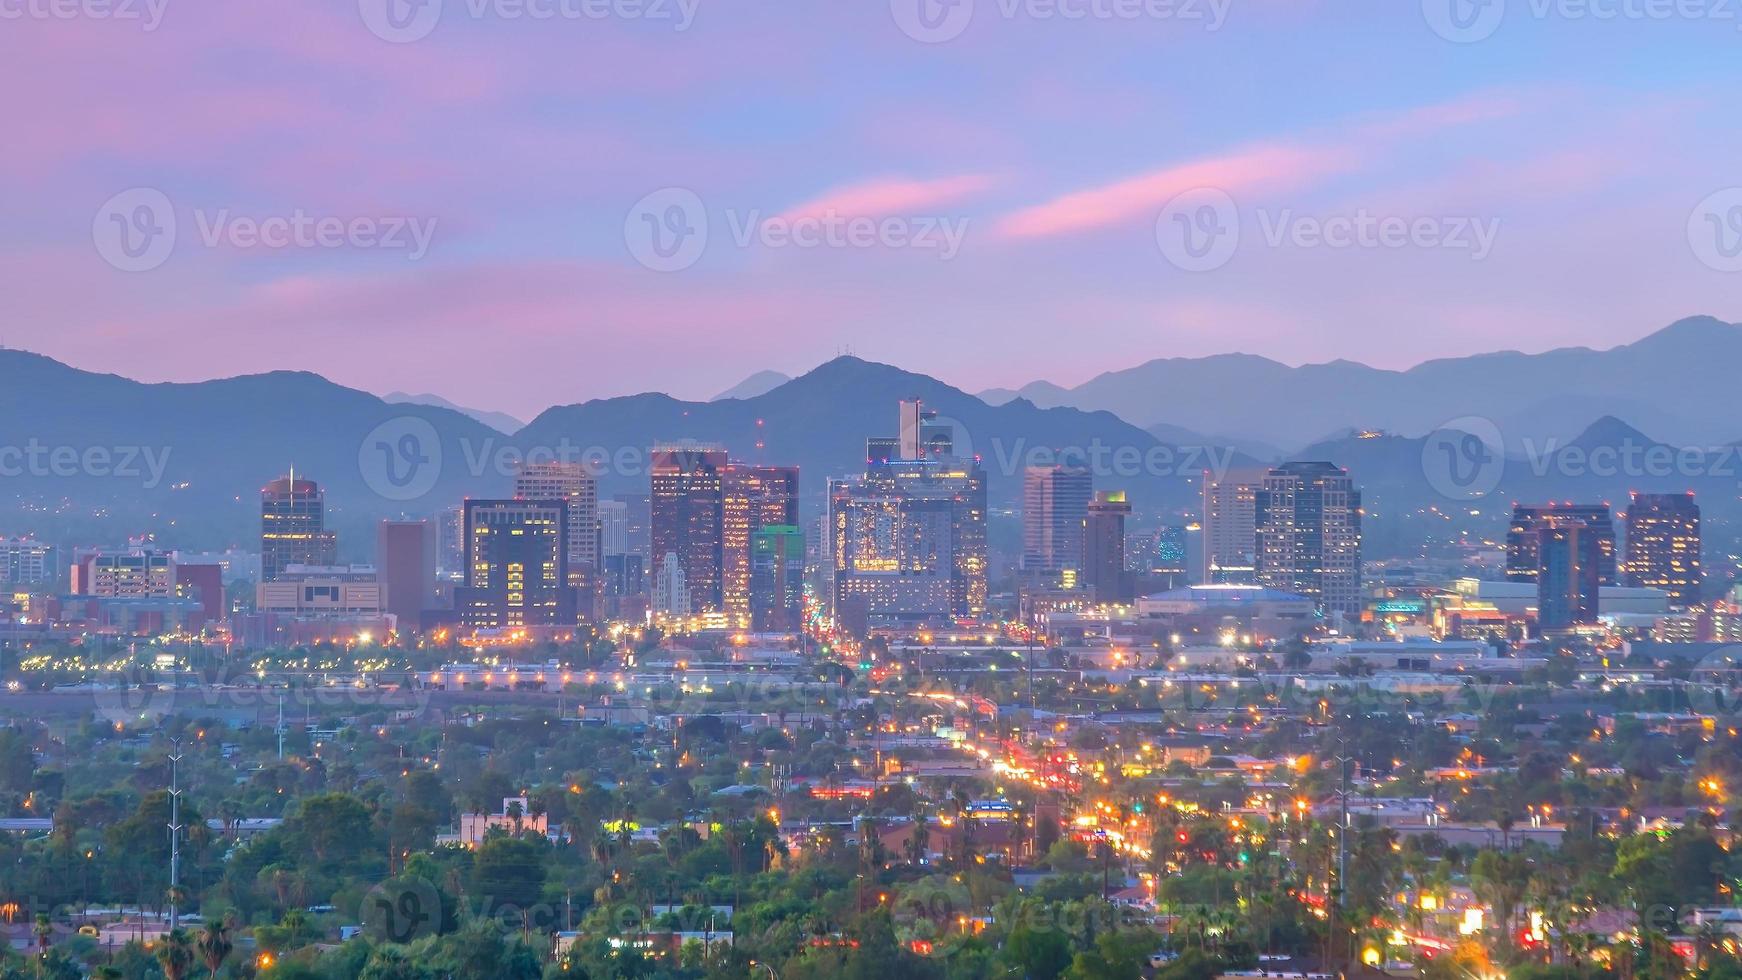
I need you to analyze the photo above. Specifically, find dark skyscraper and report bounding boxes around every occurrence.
[1082,491,1132,603]
[750,524,805,633]
[377,519,435,636]
[1022,465,1092,574]
[650,447,728,614]
[1624,492,1701,606]
[1538,521,1601,630]
[1507,503,1617,585]
[260,474,337,582]
[722,464,799,626]
[1254,461,1362,618]
[457,499,574,629]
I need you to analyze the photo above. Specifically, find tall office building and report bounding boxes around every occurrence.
[456,500,575,629]
[750,524,806,633]
[1082,491,1132,604]
[721,464,799,625]
[1254,462,1363,618]
[437,505,465,582]
[1022,465,1092,573]
[829,401,987,624]
[1624,492,1701,607]
[650,447,727,614]
[1538,521,1601,630]
[1200,469,1264,584]
[1506,504,1617,585]
[513,461,598,585]
[260,475,337,582]
[598,499,630,557]
[377,520,435,635]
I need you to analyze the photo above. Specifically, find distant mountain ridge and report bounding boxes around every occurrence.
[383,391,524,434]
[0,351,1248,554]
[979,316,1742,452]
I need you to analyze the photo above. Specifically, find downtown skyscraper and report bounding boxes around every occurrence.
[828,400,986,628]
[1506,503,1618,585]
[722,464,799,626]
[261,474,338,582]
[1022,465,1091,574]
[1624,491,1701,607]
[650,447,727,615]
[456,499,575,629]
[1254,461,1362,618]
[513,460,599,586]
[1199,469,1264,584]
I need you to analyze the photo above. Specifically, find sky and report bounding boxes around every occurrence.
[4,0,1741,419]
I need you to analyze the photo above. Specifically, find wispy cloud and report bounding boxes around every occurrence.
[771,175,996,223]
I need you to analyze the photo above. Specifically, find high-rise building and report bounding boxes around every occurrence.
[1082,491,1132,604]
[1506,504,1617,585]
[377,520,435,635]
[456,499,575,629]
[1624,492,1701,607]
[261,475,338,582]
[829,401,987,624]
[722,464,799,625]
[750,524,806,633]
[1538,522,1601,630]
[1254,462,1362,618]
[513,461,599,584]
[650,448,727,614]
[1022,465,1092,574]
[0,538,56,586]
[598,499,630,557]
[1200,470,1264,584]
[437,505,465,582]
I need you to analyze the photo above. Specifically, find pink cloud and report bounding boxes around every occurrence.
[771,175,996,223]
[995,143,1358,239]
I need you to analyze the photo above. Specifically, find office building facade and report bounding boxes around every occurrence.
[1254,462,1362,618]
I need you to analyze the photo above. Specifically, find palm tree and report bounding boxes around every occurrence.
[32,912,50,951]
[155,928,196,980]
[196,919,233,978]
[506,799,525,835]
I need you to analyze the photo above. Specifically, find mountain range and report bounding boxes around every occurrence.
[3,314,1738,561]
[980,315,1742,453]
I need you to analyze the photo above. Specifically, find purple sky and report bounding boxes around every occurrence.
[5,0,1740,418]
